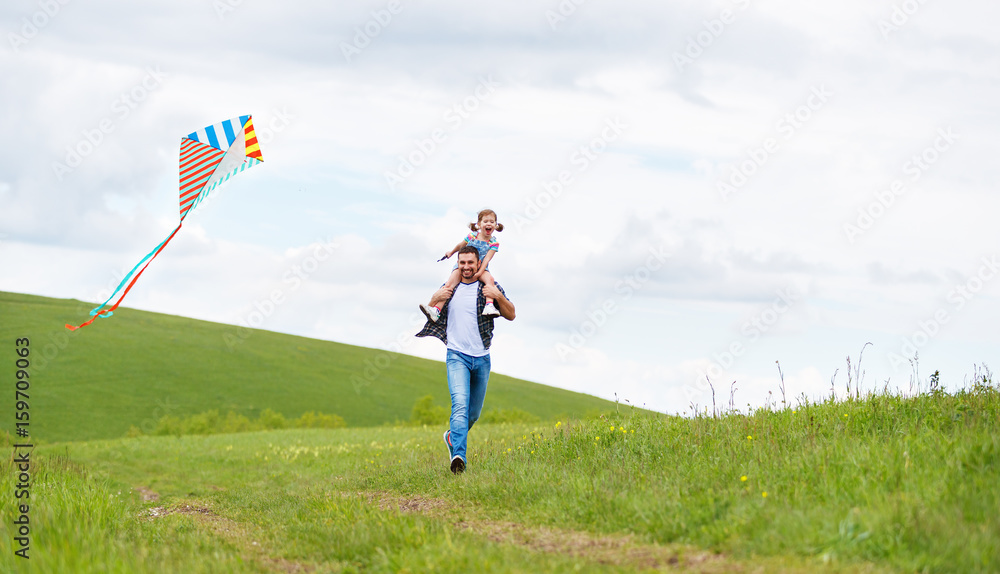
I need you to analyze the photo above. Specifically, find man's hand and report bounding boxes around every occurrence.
[482,284,515,321]
[429,286,454,308]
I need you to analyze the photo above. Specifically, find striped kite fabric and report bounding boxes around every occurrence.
[66,114,264,331]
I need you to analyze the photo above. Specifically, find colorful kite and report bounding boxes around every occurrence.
[67,115,264,331]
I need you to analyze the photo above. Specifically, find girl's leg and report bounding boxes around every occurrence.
[479,270,496,304]
[429,268,462,307]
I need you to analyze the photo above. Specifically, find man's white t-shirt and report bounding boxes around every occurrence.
[446,281,488,357]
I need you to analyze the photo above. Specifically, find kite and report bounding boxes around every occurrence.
[66,115,264,331]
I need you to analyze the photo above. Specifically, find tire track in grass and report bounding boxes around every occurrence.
[353,491,724,572]
[141,490,315,573]
[351,491,893,573]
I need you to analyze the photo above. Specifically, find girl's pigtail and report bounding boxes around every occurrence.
[468,222,478,232]
[495,223,504,232]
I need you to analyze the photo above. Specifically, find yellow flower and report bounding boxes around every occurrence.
[747,435,753,440]
[762,491,768,498]
[609,425,615,431]
[555,421,562,428]
[843,413,848,418]
[595,436,601,440]
[619,427,625,432]
[740,475,747,482]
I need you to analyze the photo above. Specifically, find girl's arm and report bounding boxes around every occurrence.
[472,250,496,281]
[443,239,468,259]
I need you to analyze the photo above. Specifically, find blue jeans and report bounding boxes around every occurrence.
[446,349,491,461]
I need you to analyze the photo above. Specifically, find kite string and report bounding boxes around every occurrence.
[86,226,179,317]
[65,222,183,331]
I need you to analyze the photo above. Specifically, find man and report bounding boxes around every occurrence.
[416,245,515,473]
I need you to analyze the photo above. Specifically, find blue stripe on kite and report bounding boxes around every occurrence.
[239,114,250,128]
[222,120,237,147]
[205,126,221,150]
[187,131,200,142]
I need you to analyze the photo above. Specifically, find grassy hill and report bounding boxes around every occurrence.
[0,291,617,443]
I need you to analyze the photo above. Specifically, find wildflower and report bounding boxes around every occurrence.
[740,475,747,482]
[630,429,634,434]
[762,491,768,498]
[843,413,848,418]
[610,425,615,431]
[595,436,601,440]
[619,427,625,432]
[747,435,753,441]
[555,421,562,428]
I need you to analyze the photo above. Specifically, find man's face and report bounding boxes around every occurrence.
[457,252,479,279]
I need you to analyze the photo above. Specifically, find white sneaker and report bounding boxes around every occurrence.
[482,302,500,317]
[420,304,440,323]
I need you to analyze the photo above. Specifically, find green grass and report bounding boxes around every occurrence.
[2,380,997,572]
[0,290,616,442]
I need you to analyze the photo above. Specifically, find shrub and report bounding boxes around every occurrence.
[257,408,288,430]
[145,408,347,437]
[410,395,449,426]
[478,407,539,424]
[294,411,347,429]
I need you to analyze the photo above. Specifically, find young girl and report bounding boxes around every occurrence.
[420,209,504,322]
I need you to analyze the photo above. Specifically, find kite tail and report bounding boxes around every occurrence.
[66,223,183,331]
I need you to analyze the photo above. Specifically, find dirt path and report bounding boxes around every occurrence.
[139,486,882,573]
[357,490,738,573]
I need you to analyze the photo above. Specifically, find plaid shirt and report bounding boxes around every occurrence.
[415,282,508,350]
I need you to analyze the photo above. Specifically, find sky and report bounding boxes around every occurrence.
[2,0,998,415]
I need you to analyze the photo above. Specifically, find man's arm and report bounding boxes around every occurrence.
[428,285,454,309]
[482,283,515,321]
